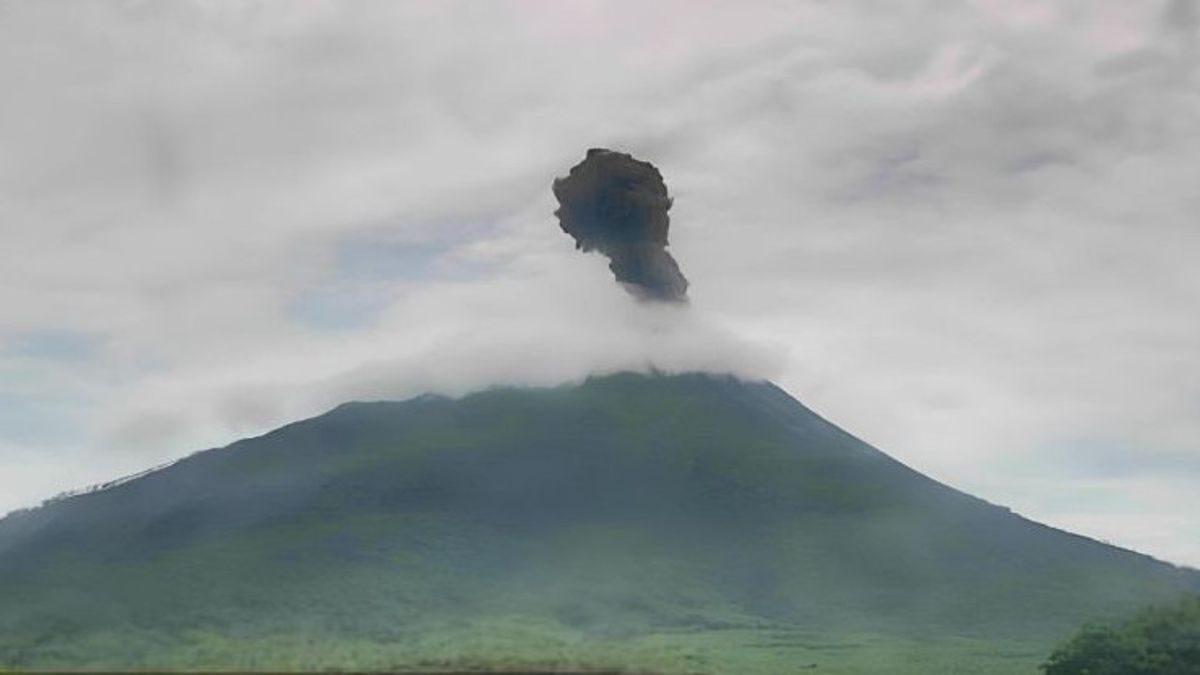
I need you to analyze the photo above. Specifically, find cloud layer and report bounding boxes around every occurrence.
[0,0,1197,566]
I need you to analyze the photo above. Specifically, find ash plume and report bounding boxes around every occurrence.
[553,148,689,302]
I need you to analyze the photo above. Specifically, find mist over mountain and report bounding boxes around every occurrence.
[0,3,1196,670]
[2,136,1197,672]
[1,373,1195,672]
[5,0,1200,574]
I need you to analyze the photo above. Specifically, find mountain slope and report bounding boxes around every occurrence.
[0,373,1196,673]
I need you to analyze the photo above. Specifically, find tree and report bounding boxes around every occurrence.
[1042,595,1200,675]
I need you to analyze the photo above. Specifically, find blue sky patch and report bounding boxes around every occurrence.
[287,285,393,331]
[0,392,86,446]
[6,330,102,363]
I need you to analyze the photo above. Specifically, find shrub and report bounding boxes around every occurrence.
[1042,596,1200,675]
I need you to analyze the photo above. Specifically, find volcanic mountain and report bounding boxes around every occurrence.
[0,373,1196,673]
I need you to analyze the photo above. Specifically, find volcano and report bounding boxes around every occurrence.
[0,372,1196,673]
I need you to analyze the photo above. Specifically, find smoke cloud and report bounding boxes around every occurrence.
[553,149,689,302]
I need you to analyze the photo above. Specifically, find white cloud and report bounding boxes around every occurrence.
[0,0,1197,567]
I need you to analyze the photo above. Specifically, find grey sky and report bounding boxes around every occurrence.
[1,0,1198,567]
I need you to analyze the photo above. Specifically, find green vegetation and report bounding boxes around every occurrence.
[0,373,1196,672]
[1042,595,1200,674]
[0,620,1048,674]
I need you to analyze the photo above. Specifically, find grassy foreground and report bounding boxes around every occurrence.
[1,618,1049,674]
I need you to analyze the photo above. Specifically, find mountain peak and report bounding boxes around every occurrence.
[1,372,1196,671]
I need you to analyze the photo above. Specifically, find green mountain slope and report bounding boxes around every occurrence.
[0,373,1196,673]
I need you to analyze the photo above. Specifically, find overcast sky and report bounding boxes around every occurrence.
[2,0,1198,567]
